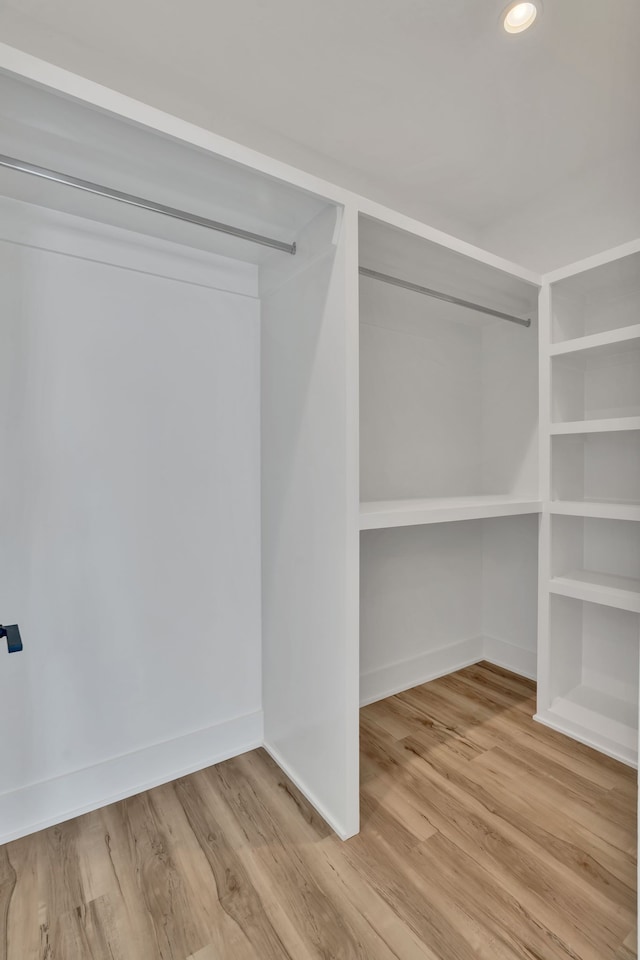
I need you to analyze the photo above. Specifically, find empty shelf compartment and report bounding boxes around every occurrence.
[541,595,639,765]
[551,250,640,344]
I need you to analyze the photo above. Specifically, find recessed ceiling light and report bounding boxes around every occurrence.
[502,2,539,33]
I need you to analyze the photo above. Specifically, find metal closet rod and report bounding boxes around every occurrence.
[0,154,297,256]
[359,266,531,327]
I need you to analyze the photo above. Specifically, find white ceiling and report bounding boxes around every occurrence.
[1,0,639,259]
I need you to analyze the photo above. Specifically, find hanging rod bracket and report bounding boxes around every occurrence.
[0,154,297,256]
[359,267,531,327]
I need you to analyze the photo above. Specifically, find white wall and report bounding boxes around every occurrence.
[0,200,262,842]
[360,515,539,704]
[360,278,538,502]
[359,278,484,501]
[481,317,538,497]
[360,522,484,703]
[480,147,640,274]
[482,515,539,679]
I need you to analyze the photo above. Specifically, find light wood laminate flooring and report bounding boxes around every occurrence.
[1,663,636,959]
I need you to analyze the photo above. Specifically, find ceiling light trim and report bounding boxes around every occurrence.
[501,1,541,34]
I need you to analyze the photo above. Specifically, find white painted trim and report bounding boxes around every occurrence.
[0,711,263,845]
[262,741,357,841]
[537,282,553,714]
[483,636,537,681]
[359,637,484,707]
[0,43,542,288]
[343,203,362,838]
[542,238,640,285]
[0,194,259,297]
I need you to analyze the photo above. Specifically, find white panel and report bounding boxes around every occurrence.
[584,518,640,582]
[550,516,585,578]
[549,596,584,701]
[359,278,483,501]
[481,515,539,661]
[0,227,262,806]
[481,317,539,497]
[584,432,640,503]
[583,603,640,703]
[360,523,483,681]
[261,207,359,840]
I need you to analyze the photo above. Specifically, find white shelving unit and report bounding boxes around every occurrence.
[537,245,640,767]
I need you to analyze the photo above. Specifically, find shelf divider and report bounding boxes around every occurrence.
[550,417,640,435]
[549,500,640,522]
[549,569,640,613]
[550,323,640,357]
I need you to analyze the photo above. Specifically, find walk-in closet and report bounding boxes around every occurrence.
[358,215,541,704]
[0,46,638,935]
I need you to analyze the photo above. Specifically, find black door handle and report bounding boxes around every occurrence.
[0,624,23,653]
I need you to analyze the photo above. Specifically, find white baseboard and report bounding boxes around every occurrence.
[483,636,537,681]
[262,740,358,841]
[360,636,485,707]
[360,635,537,707]
[534,710,637,769]
[0,710,263,846]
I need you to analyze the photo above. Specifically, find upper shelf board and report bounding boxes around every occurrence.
[550,324,640,358]
[550,418,640,436]
[359,495,542,530]
[550,501,640,522]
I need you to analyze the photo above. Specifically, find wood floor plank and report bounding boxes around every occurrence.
[174,770,294,960]
[2,663,636,959]
[206,754,404,960]
[407,739,636,911]
[365,745,632,957]
[0,848,16,960]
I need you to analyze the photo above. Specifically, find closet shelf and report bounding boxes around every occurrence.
[549,570,640,613]
[550,500,640,522]
[550,323,640,358]
[550,417,640,435]
[536,688,638,767]
[359,495,542,530]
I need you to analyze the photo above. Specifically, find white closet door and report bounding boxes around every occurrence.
[0,211,262,841]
